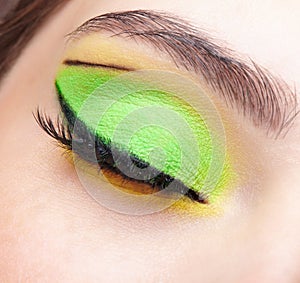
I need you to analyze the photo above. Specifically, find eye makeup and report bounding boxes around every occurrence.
[45,59,234,204]
[35,32,242,215]
[32,10,282,216]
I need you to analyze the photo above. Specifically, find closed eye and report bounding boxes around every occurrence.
[34,108,208,204]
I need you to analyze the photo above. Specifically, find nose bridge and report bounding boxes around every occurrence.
[244,170,300,282]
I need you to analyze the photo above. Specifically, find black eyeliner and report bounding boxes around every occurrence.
[34,105,208,205]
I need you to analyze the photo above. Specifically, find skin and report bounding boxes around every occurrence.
[0,0,300,282]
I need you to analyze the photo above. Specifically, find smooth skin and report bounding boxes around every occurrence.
[0,1,300,282]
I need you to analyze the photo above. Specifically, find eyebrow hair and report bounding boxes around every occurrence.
[68,10,298,138]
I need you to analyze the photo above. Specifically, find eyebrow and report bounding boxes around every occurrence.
[67,10,298,138]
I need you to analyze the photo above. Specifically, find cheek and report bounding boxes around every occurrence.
[0,174,193,282]
[0,101,194,282]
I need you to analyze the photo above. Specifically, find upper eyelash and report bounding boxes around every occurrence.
[33,109,208,204]
[33,108,72,148]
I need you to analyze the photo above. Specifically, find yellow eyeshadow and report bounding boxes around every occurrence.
[64,34,186,73]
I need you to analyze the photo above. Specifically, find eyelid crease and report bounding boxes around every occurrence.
[67,10,298,138]
[63,59,134,72]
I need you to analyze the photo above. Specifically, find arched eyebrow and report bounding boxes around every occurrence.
[67,10,298,138]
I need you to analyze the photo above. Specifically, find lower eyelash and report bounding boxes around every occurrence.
[33,109,208,204]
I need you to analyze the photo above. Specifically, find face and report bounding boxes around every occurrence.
[1,0,300,282]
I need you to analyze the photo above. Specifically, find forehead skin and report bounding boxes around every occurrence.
[0,0,300,282]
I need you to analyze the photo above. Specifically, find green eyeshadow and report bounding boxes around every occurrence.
[56,65,232,199]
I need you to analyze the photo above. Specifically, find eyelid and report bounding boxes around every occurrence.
[50,64,238,211]
[66,10,298,138]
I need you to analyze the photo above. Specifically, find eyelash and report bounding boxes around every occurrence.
[33,109,208,204]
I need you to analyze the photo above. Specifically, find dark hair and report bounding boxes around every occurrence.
[0,0,67,81]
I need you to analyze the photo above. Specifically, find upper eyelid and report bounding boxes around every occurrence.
[66,9,298,138]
